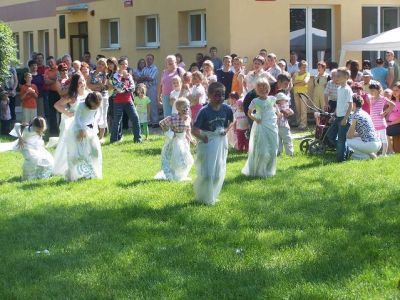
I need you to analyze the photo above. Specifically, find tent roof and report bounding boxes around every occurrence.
[342,27,400,51]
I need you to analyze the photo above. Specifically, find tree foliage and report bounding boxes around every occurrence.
[0,21,18,84]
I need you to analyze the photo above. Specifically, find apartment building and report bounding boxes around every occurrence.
[1,0,399,70]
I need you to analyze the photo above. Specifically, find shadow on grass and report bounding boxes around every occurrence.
[1,172,399,298]
[123,147,162,156]
[0,176,21,186]
[116,178,160,188]
[19,177,72,190]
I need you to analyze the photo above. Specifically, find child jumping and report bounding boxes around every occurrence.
[192,82,233,205]
[0,117,54,180]
[242,78,279,177]
[155,98,194,181]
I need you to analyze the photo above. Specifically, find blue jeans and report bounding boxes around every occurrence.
[147,86,159,124]
[162,95,172,118]
[327,116,350,162]
[110,101,141,143]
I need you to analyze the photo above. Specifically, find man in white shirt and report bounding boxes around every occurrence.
[287,51,300,76]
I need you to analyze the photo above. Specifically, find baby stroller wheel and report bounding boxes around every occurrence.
[299,138,313,153]
[309,140,326,155]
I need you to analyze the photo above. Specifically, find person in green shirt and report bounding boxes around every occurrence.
[134,84,151,139]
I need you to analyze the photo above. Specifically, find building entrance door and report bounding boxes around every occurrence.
[290,7,334,70]
[70,35,88,61]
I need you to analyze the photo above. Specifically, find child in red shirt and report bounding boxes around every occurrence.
[20,72,39,124]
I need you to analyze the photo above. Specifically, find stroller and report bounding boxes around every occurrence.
[297,93,335,155]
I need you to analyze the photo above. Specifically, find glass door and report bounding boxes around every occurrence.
[290,7,334,71]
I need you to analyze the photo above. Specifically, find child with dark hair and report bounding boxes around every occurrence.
[65,92,103,181]
[192,82,233,205]
[347,94,381,160]
[0,117,54,180]
[371,58,389,89]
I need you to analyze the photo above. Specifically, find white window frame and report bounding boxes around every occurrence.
[290,5,335,73]
[362,5,400,58]
[108,19,120,48]
[144,15,160,47]
[28,31,34,57]
[13,33,20,60]
[188,11,206,47]
[43,30,49,59]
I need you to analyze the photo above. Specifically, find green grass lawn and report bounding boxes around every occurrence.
[0,133,399,299]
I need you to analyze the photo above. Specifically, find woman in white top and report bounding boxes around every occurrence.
[52,74,90,176]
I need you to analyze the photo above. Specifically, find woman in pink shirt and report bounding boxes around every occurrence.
[158,55,185,118]
[369,82,395,156]
[386,82,400,153]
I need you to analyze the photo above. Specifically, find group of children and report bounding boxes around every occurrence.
[0,90,103,182]
[3,48,399,206]
[155,77,294,205]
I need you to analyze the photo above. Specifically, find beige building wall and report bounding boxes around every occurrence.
[230,0,400,68]
[83,0,230,70]
[8,17,58,61]
[3,0,400,70]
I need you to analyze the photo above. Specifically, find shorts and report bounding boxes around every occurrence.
[377,129,388,144]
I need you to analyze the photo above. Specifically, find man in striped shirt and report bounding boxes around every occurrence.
[142,54,159,127]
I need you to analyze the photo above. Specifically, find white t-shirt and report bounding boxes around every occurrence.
[336,85,353,117]
[191,84,206,105]
[170,89,181,114]
[234,111,249,130]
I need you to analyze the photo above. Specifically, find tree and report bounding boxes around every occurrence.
[0,21,18,84]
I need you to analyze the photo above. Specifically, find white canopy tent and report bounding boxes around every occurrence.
[339,27,400,66]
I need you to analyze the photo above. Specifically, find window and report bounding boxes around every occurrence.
[189,11,206,46]
[145,15,159,47]
[39,30,50,59]
[44,31,50,59]
[13,33,20,60]
[290,7,333,69]
[24,31,35,59]
[101,18,120,48]
[362,6,400,64]
[109,19,120,48]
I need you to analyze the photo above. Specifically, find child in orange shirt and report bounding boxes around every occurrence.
[20,72,39,124]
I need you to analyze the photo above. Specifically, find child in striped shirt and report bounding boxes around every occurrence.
[369,82,395,156]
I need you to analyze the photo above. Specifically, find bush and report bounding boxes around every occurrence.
[0,21,18,84]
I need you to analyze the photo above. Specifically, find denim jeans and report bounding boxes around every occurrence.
[162,95,172,118]
[327,116,350,162]
[147,86,159,124]
[110,101,141,143]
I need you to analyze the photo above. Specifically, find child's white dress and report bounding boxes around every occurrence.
[52,94,87,176]
[194,129,228,204]
[0,123,54,180]
[65,102,102,181]
[242,97,279,177]
[155,114,193,181]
